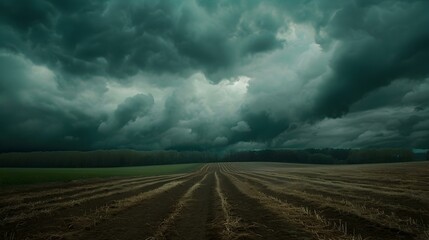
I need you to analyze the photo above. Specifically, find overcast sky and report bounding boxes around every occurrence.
[1,0,428,152]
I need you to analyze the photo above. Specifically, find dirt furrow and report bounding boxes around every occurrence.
[234,172,418,240]
[147,173,209,240]
[243,171,429,222]
[283,172,429,195]
[0,174,186,206]
[2,162,426,240]
[214,171,244,240]
[257,170,417,195]
[280,167,429,190]
[1,175,203,240]
[69,173,205,240]
[251,170,429,211]
[0,174,193,226]
[0,174,187,217]
[153,171,226,240]
[216,167,317,240]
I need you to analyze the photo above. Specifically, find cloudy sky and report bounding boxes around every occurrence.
[1,0,428,152]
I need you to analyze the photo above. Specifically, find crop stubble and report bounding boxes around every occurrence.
[1,162,428,240]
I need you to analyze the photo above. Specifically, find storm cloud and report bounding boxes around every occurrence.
[0,0,428,152]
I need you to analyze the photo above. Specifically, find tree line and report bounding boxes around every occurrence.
[0,148,425,168]
[222,148,418,164]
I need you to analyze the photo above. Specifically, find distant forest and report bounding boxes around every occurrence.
[0,148,427,168]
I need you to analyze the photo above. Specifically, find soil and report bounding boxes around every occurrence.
[1,162,427,240]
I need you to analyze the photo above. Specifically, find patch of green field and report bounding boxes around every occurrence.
[0,163,203,185]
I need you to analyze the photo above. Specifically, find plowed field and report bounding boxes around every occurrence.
[1,162,428,240]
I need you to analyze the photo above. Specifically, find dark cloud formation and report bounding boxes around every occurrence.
[99,93,154,133]
[0,0,428,152]
[0,51,103,152]
[238,0,429,142]
[0,0,285,81]
[311,1,429,118]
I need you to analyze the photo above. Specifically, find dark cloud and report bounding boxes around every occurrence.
[0,0,428,152]
[240,111,290,142]
[231,121,251,132]
[0,0,286,82]
[275,106,429,149]
[99,93,154,133]
[0,0,56,31]
[306,0,429,118]
[235,0,429,142]
[0,51,103,152]
[272,77,429,149]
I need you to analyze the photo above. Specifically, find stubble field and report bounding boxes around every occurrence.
[1,162,428,240]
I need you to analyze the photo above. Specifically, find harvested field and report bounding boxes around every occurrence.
[1,162,428,240]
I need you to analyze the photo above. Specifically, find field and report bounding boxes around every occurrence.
[0,163,202,185]
[1,162,428,240]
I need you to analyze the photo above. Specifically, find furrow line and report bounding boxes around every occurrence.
[224,172,362,240]
[234,172,418,239]
[244,171,428,220]
[251,171,429,210]
[0,174,192,225]
[69,180,185,239]
[214,171,246,240]
[0,174,184,216]
[0,173,191,206]
[147,173,209,240]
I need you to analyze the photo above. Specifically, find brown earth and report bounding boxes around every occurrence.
[1,162,428,240]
